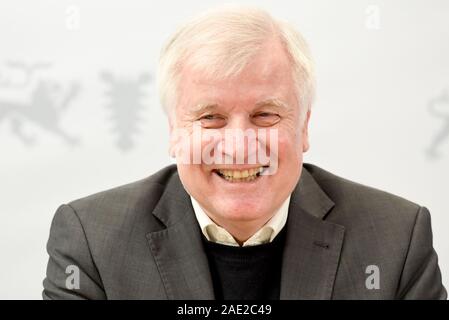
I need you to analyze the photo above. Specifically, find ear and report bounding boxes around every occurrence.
[302,109,311,153]
[168,114,175,135]
[168,116,176,158]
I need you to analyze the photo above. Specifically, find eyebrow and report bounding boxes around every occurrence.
[254,98,289,109]
[190,98,288,115]
[190,103,219,115]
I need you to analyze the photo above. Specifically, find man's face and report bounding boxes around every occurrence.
[171,40,310,229]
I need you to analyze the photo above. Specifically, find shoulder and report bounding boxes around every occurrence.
[303,163,423,237]
[304,163,421,214]
[64,164,179,231]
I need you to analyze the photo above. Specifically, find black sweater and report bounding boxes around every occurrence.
[202,228,287,300]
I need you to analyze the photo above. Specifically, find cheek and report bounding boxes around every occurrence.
[277,129,304,161]
[177,164,208,184]
[271,135,302,193]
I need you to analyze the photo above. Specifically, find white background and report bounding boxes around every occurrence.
[0,0,448,299]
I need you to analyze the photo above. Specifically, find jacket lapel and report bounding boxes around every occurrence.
[146,172,215,299]
[280,168,345,299]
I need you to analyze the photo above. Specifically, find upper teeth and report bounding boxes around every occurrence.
[217,167,263,179]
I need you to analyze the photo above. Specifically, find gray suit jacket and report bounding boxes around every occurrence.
[43,163,447,299]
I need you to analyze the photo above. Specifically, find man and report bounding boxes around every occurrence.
[43,6,446,299]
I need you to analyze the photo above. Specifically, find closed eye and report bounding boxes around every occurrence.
[252,112,280,126]
[201,114,219,120]
[198,114,227,128]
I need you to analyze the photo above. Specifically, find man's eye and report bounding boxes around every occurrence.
[252,112,280,126]
[201,114,218,120]
[198,114,226,128]
[257,112,273,117]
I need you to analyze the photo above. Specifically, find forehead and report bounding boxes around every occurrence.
[177,43,296,111]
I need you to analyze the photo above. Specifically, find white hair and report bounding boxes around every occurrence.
[157,5,315,122]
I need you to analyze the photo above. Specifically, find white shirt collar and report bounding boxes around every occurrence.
[190,195,290,247]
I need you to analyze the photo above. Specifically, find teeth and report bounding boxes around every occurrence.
[216,167,265,182]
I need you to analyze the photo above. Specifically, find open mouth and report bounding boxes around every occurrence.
[212,166,269,183]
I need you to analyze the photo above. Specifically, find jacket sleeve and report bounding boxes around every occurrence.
[396,206,447,299]
[42,204,106,300]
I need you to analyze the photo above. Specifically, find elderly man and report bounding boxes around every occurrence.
[43,6,446,300]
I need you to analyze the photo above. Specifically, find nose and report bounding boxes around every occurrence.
[219,116,261,165]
